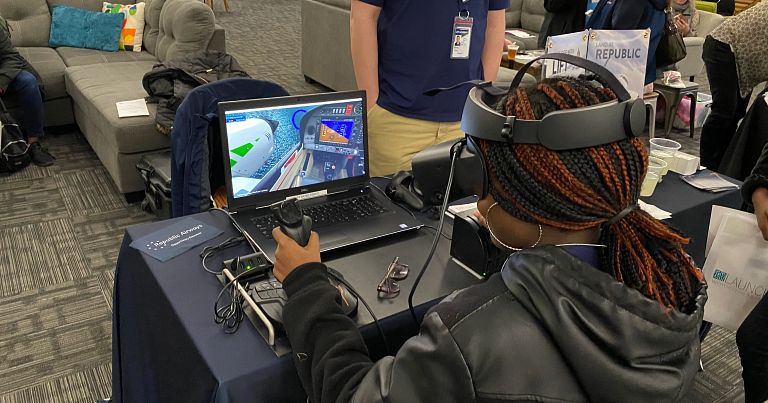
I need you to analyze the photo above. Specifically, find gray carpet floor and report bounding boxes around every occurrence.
[0,0,748,401]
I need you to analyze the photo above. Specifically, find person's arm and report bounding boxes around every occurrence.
[350,0,382,110]
[272,229,474,403]
[743,143,768,240]
[482,9,507,81]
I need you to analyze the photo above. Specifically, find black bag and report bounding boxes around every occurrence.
[656,6,688,67]
[136,151,173,219]
[0,99,31,173]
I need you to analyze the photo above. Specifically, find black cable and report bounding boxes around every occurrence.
[200,236,245,275]
[421,225,452,241]
[407,142,462,327]
[214,256,248,333]
[326,268,391,355]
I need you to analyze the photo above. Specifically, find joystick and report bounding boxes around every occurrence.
[270,199,312,246]
[246,199,357,330]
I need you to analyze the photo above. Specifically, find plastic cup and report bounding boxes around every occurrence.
[649,138,681,176]
[640,172,660,197]
[507,43,519,60]
[647,156,667,178]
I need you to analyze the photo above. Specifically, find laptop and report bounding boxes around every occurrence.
[218,90,422,260]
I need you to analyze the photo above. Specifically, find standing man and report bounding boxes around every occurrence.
[351,0,508,176]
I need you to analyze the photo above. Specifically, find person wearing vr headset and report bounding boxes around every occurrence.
[270,54,706,402]
[350,0,508,177]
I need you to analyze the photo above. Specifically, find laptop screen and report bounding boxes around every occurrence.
[222,94,367,201]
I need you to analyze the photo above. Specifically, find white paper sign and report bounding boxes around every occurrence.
[544,31,589,78]
[586,29,650,97]
[116,99,150,118]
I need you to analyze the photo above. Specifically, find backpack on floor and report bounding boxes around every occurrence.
[0,99,31,173]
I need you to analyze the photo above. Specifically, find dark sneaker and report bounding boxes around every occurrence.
[28,142,55,166]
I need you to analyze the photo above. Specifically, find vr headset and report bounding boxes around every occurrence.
[413,53,647,203]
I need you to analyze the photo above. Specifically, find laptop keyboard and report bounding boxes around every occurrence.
[250,194,390,239]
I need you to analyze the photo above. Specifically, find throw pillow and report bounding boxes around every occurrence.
[49,6,123,52]
[102,2,146,52]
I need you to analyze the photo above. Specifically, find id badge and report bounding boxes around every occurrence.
[451,15,473,59]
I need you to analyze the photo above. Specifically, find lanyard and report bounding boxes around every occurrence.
[457,0,471,16]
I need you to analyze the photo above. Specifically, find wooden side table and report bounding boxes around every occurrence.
[654,80,699,138]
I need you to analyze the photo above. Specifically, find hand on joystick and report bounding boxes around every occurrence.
[271,200,321,282]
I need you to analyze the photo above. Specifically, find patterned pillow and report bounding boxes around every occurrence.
[102,2,146,52]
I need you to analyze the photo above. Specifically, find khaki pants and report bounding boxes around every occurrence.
[367,105,464,176]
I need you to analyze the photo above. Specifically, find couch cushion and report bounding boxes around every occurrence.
[152,0,215,63]
[142,0,167,56]
[17,47,68,100]
[65,61,169,154]
[46,0,135,12]
[506,0,523,28]
[520,0,545,34]
[0,0,51,47]
[57,47,157,66]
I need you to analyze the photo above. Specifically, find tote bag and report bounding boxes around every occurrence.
[702,211,768,331]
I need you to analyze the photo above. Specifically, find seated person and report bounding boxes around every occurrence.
[672,0,700,37]
[271,76,706,402]
[0,16,54,166]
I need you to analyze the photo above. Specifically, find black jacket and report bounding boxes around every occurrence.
[283,246,707,403]
[538,0,587,49]
[720,86,768,181]
[742,140,768,208]
[142,50,249,134]
[0,17,42,95]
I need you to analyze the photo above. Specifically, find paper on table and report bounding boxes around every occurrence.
[116,99,150,118]
[446,202,478,218]
[638,200,672,220]
[706,205,756,257]
[505,29,534,38]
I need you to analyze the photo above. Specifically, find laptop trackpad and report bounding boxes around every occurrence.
[319,231,354,250]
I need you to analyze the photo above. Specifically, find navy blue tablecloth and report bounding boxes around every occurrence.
[643,172,742,265]
[112,172,741,403]
[112,208,477,403]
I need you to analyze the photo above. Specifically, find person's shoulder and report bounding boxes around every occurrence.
[430,274,514,331]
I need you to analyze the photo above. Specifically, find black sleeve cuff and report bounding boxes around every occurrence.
[282,262,332,298]
[741,174,768,208]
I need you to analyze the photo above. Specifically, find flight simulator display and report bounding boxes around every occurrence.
[224,98,366,199]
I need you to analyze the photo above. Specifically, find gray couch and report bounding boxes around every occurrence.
[505,0,546,51]
[677,10,724,81]
[1,0,225,194]
[302,0,536,92]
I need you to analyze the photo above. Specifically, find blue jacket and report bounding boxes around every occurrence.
[587,0,666,84]
[170,78,288,217]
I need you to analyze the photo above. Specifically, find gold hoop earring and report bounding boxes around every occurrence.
[485,202,542,251]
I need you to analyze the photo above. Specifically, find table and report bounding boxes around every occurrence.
[111,208,479,403]
[654,80,699,139]
[501,50,545,78]
[642,171,742,265]
[112,174,742,403]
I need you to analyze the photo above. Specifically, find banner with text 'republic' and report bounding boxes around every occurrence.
[545,29,650,98]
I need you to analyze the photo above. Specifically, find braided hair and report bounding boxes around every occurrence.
[479,76,702,313]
